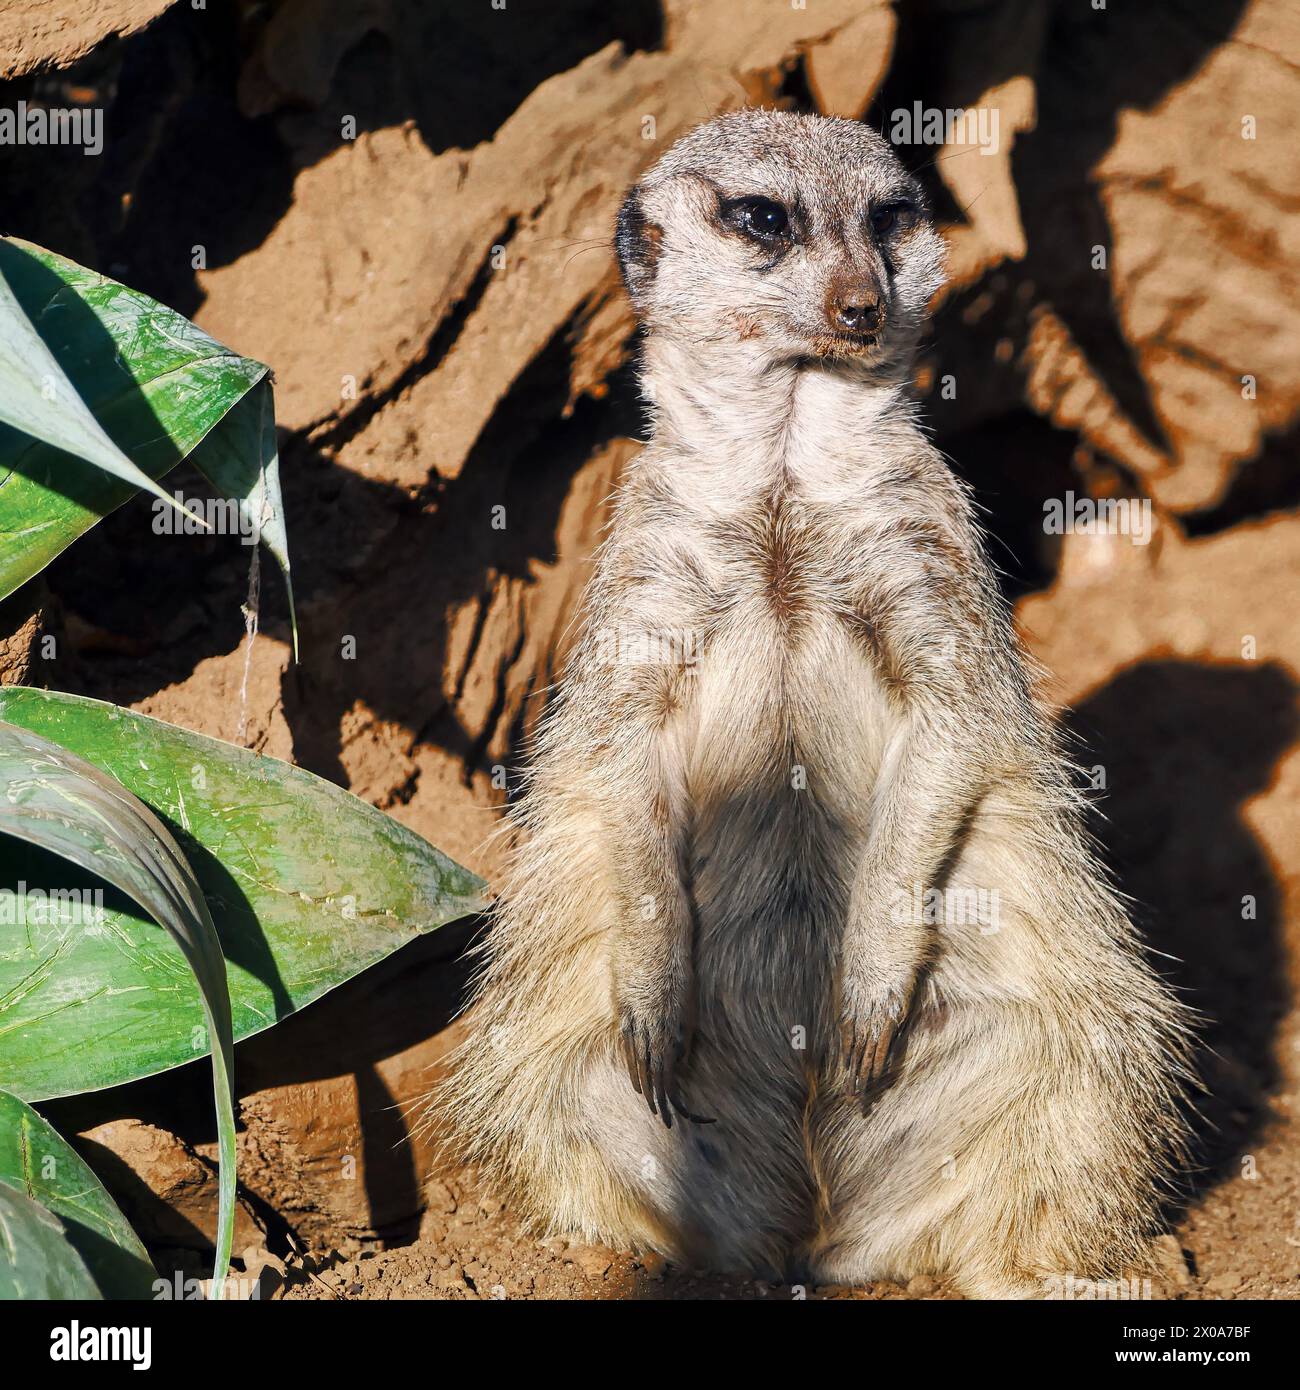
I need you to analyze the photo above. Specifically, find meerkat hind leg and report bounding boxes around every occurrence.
[575,1036,818,1278]
[809,1003,1164,1300]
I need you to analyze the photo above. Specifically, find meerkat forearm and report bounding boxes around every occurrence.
[838,714,990,1086]
[574,633,703,1126]
[600,739,697,1125]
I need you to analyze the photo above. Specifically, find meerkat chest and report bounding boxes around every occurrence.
[666,499,901,816]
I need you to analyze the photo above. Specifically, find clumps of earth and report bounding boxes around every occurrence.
[156,1167,959,1301]
[141,1167,1234,1302]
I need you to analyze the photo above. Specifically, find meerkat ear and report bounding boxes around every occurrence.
[614,186,662,307]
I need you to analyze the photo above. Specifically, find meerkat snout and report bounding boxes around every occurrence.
[615,108,945,368]
[827,276,884,337]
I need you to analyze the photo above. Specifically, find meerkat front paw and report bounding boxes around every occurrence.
[836,966,915,1103]
[616,984,712,1129]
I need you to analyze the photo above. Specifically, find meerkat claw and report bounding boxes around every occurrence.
[864,1028,896,1086]
[618,1016,712,1125]
[840,1016,901,1103]
[620,1020,643,1096]
[622,1022,659,1119]
[619,1008,700,1127]
[668,1093,716,1125]
[638,1043,659,1119]
[654,1057,671,1129]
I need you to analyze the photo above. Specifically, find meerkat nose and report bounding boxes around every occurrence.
[833,293,883,333]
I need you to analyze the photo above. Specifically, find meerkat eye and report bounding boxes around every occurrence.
[727,196,790,241]
[870,201,915,237]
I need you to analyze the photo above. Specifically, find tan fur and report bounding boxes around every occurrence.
[438,110,1191,1298]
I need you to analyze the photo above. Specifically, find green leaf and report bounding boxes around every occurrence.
[188,380,297,659]
[0,238,295,650]
[0,1090,156,1299]
[0,717,237,1298]
[0,688,487,1106]
[0,254,190,518]
[0,1179,102,1299]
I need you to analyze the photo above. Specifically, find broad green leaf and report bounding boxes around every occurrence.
[0,688,487,1106]
[0,1179,102,1299]
[0,1090,156,1299]
[0,719,237,1298]
[0,239,295,648]
[0,257,189,518]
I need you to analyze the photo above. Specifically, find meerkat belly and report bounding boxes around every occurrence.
[681,607,895,1037]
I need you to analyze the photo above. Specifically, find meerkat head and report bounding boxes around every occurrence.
[616,109,945,369]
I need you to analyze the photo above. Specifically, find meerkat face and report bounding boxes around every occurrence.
[616,109,945,367]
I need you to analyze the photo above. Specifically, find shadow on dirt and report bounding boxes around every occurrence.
[875,0,1250,458]
[1068,657,1298,1204]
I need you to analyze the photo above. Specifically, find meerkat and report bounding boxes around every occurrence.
[441,108,1191,1298]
